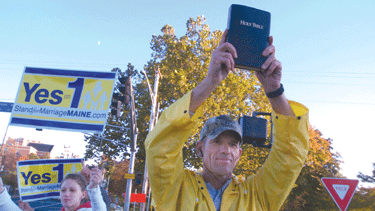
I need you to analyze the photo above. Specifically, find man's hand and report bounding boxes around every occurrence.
[255,36,295,116]
[18,200,35,211]
[190,29,237,113]
[88,167,103,189]
[206,29,238,86]
[255,36,282,93]
[79,160,91,183]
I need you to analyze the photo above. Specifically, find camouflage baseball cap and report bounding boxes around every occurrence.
[199,115,243,144]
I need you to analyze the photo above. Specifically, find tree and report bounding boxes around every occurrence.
[1,147,18,173]
[348,163,375,210]
[281,126,343,210]
[28,153,40,160]
[84,65,139,163]
[141,16,270,170]
[357,162,375,183]
[83,16,270,172]
[82,17,348,210]
[349,186,375,210]
[108,160,129,198]
[0,137,44,193]
[0,146,19,191]
[41,152,50,159]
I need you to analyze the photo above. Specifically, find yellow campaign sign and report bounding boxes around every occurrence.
[124,173,135,179]
[17,158,83,202]
[10,67,117,133]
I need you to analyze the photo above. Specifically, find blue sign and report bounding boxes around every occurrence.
[0,102,14,113]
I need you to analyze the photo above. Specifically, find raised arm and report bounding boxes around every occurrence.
[87,168,107,211]
[251,37,309,210]
[255,36,295,116]
[190,29,237,113]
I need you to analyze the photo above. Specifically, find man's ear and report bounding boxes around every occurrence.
[234,148,243,164]
[196,141,203,158]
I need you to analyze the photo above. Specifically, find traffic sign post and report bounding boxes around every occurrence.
[124,71,139,211]
[321,177,359,211]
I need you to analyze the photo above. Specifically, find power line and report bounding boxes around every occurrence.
[286,81,374,86]
[0,61,131,69]
[1,66,374,81]
[1,61,374,75]
[1,98,374,106]
[283,74,375,79]
[1,62,374,88]
[286,71,375,75]
[0,59,129,66]
[300,100,375,105]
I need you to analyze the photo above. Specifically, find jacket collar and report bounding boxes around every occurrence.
[195,171,244,211]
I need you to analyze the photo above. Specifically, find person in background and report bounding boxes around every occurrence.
[80,161,111,211]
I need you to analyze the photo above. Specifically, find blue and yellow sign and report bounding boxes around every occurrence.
[10,67,117,133]
[17,158,83,202]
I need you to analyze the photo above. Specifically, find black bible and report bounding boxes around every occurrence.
[227,4,271,71]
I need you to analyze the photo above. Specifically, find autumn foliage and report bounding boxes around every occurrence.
[81,16,375,209]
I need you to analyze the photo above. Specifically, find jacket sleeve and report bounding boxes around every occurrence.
[99,186,111,211]
[0,189,22,211]
[87,185,107,211]
[145,91,203,210]
[250,101,309,211]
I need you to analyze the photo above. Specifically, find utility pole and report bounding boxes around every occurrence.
[140,67,160,211]
[124,71,138,211]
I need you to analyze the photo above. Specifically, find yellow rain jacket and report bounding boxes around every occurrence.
[145,91,309,211]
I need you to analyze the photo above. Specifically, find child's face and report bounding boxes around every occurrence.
[60,179,86,210]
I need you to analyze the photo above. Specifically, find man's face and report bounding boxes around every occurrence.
[199,130,242,177]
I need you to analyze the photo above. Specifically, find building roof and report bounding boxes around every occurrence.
[27,143,54,152]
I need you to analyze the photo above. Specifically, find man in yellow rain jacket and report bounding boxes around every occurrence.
[145,29,309,211]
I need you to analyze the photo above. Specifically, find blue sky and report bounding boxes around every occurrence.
[1,0,374,187]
